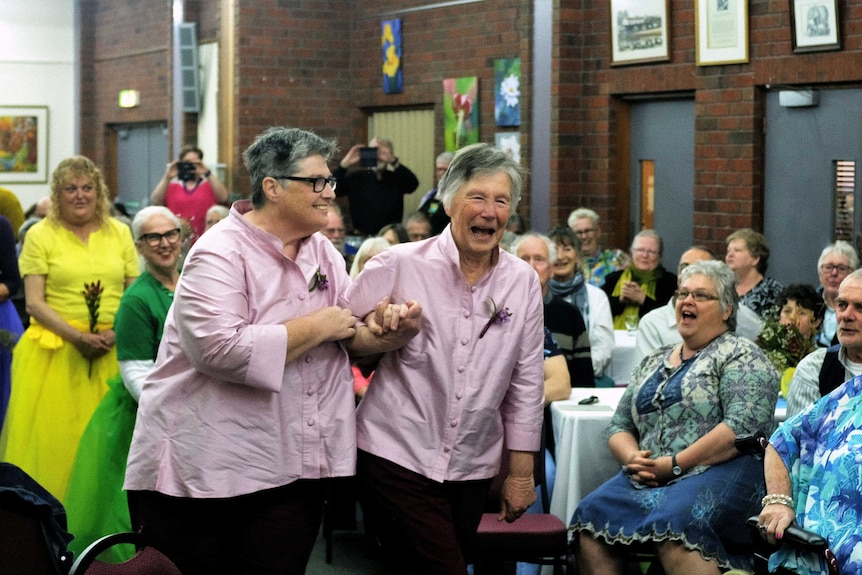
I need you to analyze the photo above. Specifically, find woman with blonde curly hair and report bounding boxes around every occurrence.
[0,156,138,502]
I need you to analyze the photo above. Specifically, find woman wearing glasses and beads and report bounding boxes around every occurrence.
[815,241,859,347]
[124,127,418,575]
[0,156,139,504]
[65,206,182,561]
[572,260,779,575]
[602,229,677,330]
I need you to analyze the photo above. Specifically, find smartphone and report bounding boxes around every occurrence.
[359,147,378,168]
[177,161,197,182]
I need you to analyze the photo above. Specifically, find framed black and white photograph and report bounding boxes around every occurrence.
[695,0,749,66]
[791,0,840,53]
[610,0,670,66]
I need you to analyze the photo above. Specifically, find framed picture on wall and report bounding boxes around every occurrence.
[609,0,670,66]
[695,0,749,66]
[0,106,48,183]
[791,0,840,53]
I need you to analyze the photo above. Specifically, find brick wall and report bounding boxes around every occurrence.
[80,0,862,248]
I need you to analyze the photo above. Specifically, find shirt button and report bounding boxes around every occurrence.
[307,419,315,426]
[444,445,451,453]
[298,293,306,301]
[455,392,463,400]
[307,388,314,396]
[458,366,465,373]
[463,310,470,318]
[305,356,313,363]
[450,420,457,427]
[461,338,468,345]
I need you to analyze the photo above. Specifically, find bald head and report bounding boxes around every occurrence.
[678,247,714,277]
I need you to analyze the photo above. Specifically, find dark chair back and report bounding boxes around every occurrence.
[68,532,182,575]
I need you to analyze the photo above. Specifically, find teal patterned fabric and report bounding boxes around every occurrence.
[771,375,862,574]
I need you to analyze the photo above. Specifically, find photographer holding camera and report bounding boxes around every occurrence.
[150,145,229,244]
[333,137,419,236]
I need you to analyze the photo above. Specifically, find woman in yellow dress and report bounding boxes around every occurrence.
[0,156,138,502]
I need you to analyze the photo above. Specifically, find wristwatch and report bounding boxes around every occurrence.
[671,454,683,477]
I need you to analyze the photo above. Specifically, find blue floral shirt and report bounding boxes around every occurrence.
[770,374,862,574]
[581,248,630,288]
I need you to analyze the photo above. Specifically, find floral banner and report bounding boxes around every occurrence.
[443,77,478,151]
[382,19,403,94]
[494,58,521,126]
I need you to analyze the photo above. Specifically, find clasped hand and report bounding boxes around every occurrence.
[619,281,646,305]
[621,450,675,487]
[364,296,422,339]
[74,329,115,359]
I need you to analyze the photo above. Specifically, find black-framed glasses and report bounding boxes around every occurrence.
[271,175,337,193]
[674,289,720,303]
[820,263,852,275]
[139,228,181,247]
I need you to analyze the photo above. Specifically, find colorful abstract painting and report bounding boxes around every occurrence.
[382,19,403,94]
[0,106,48,183]
[494,58,521,126]
[443,77,478,151]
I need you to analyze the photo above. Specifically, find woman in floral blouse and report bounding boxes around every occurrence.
[571,260,779,575]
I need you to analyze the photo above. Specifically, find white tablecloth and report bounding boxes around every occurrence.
[549,387,626,524]
[606,330,637,386]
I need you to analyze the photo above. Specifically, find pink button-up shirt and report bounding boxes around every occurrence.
[339,229,545,482]
[124,200,356,499]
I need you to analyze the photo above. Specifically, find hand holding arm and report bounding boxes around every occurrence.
[283,305,357,365]
[347,299,422,358]
[498,450,536,522]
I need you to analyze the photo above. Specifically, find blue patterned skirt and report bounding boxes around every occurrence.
[570,453,764,571]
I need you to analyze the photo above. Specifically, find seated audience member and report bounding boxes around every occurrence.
[377,222,409,245]
[547,226,614,380]
[65,206,181,561]
[725,228,783,318]
[567,208,630,287]
[634,246,764,364]
[349,236,391,281]
[334,137,419,236]
[150,145,229,244]
[204,204,230,233]
[758,284,823,398]
[814,240,858,347]
[405,211,431,242]
[507,212,526,235]
[416,151,453,235]
[603,229,677,329]
[759,373,862,574]
[321,204,346,254]
[785,270,862,418]
[571,261,779,575]
[514,232,593,387]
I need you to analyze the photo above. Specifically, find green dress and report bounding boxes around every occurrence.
[65,271,173,561]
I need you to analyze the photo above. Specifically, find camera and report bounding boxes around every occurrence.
[177,161,197,182]
[359,147,378,168]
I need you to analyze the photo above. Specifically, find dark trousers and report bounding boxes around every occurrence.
[127,480,324,575]
[357,449,491,575]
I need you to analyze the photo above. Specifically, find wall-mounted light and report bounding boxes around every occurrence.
[118,89,141,108]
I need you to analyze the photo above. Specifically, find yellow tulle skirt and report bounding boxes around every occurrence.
[0,323,118,504]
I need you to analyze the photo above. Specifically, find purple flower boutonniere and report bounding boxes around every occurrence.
[479,296,512,339]
[309,268,329,292]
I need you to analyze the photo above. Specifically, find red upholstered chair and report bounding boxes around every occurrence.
[472,430,572,575]
[68,532,182,575]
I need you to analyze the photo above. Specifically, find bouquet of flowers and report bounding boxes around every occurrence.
[82,280,103,376]
[756,315,815,374]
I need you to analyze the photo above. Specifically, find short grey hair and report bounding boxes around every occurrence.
[439,143,524,212]
[632,229,664,256]
[242,127,336,208]
[511,232,558,264]
[818,240,859,272]
[567,208,599,228]
[131,206,181,241]
[680,260,739,331]
[436,151,455,165]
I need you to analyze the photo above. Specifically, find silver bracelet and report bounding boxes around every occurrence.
[761,493,794,508]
